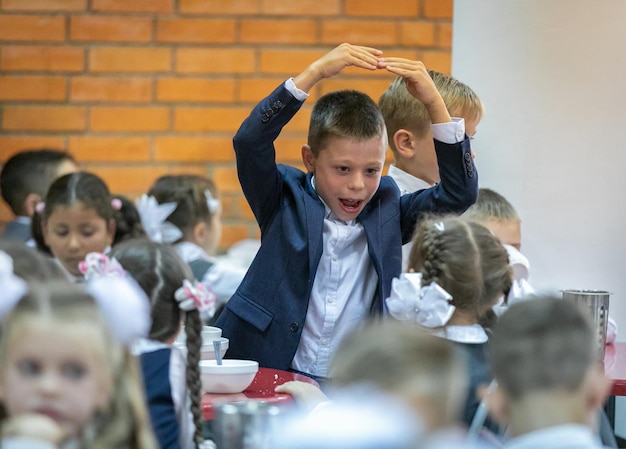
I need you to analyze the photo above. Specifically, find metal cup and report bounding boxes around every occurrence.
[212,401,284,449]
[562,289,611,360]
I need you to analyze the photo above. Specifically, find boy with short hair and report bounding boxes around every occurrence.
[463,188,521,250]
[0,149,78,244]
[216,44,478,379]
[379,70,483,192]
[489,297,613,448]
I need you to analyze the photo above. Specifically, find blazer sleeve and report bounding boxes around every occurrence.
[233,83,304,232]
[399,138,478,243]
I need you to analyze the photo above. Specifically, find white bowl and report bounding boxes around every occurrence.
[200,337,229,361]
[200,359,259,394]
[174,325,222,346]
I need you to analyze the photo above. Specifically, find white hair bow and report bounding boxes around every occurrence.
[0,251,28,320]
[79,252,127,280]
[135,194,183,243]
[205,189,220,214]
[385,272,455,328]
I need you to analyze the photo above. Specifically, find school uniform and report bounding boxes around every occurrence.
[134,339,195,449]
[216,80,478,375]
[0,217,34,247]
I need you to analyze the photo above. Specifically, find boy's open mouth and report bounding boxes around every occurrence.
[340,198,363,213]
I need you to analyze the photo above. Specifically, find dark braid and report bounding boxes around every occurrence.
[184,310,204,448]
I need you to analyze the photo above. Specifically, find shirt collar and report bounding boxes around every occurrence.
[387,165,434,195]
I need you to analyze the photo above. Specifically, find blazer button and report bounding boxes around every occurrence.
[261,114,270,123]
[464,152,472,161]
[265,108,274,117]
[272,100,283,112]
[289,322,299,333]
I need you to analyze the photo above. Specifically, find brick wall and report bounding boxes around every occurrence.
[0,0,452,251]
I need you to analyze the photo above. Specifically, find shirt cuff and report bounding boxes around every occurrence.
[431,117,465,144]
[285,78,309,101]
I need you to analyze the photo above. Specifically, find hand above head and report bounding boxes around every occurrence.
[378,58,451,124]
[293,43,383,93]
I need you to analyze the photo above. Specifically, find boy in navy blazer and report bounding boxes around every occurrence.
[216,44,478,379]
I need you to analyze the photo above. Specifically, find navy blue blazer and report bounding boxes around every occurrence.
[216,83,478,370]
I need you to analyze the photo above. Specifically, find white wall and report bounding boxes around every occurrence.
[452,0,626,338]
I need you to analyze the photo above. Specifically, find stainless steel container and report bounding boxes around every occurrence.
[562,289,611,360]
[213,401,284,449]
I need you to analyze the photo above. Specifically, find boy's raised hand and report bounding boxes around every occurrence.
[294,43,382,93]
[379,58,451,124]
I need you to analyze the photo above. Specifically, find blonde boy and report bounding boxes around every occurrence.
[489,297,613,448]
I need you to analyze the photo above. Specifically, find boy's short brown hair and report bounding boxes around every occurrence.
[463,188,519,223]
[378,71,483,155]
[490,296,597,399]
[308,89,386,157]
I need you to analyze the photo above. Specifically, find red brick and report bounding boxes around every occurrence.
[423,0,453,19]
[176,48,255,74]
[70,16,152,43]
[1,0,86,11]
[279,107,310,133]
[322,21,397,46]
[89,166,169,195]
[89,47,171,73]
[437,22,453,48]
[157,79,236,103]
[262,0,339,15]
[275,137,305,162]
[91,0,173,13]
[345,0,418,16]
[0,15,65,41]
[238,76,294,103]
[320,78,393,102]
[179,0,260,14]
[213,167,241,193]
[1,46,84,72]
[400,21,436,47]
[237,196,254,220]
[422,50,451,74]
[0,76,66,101]
[70,77,152,103]
[0,203,14,222]
[174,107,249,132]
[68,137,150,162]
[156,19,235,44]
[0,137,66,160]
[154,137,234,162]
[221,224,253,249]
[90,107,170,132]
[3,106,86,131]
[259,48,326,75]
[241,19,316,44]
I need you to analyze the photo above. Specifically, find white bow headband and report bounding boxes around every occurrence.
[0,251,151,347]
[385,272,455,328]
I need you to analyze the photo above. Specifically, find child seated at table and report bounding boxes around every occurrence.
[488,296,613,448]
[386,215,511,435]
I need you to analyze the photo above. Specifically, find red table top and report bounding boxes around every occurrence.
[201,367,319,420]
[604,342,626,396]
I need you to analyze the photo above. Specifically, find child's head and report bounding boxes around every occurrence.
[463,188,521,250]
[0,241,66,282]
[0,280,155,448]
[0,149,78,217]
[378,72,482,184]
[110,238,206,447]
[489,297,612,429]
[111,194,146,244]
[302,90,387,222]
[32,172,118,276]
[408,216,511,317]
[329,319,467,431]
[146,174,221,254]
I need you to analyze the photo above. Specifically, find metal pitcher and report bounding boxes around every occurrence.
[562,289,611,360]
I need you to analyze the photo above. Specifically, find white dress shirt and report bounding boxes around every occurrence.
[505,424,608,449]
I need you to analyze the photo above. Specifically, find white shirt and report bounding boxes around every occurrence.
[505,424,608,449]
[387,164,433,196]
[292,195,378,377]
[174,241,247,307]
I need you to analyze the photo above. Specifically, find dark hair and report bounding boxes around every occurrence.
[0,149,76,216]
[408,215,511,319]
[0,240,66,282]
[307,90,386,157]
[491,296,597,399]
[147,175,219,238]
[112,194,146,245]
[110,239,204,448]
[31,172,136,254]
